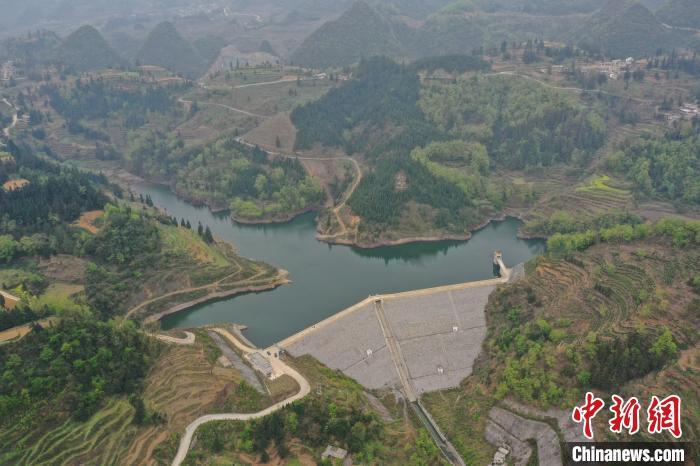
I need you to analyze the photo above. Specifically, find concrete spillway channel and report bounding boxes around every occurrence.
[373,299,417,402]
[412,401,466,466]
[374,299,465,465]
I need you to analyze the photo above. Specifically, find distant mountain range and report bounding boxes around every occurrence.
[0,21,219,78]
[290,0,697,68]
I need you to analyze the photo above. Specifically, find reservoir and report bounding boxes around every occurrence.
[134,183,545,347]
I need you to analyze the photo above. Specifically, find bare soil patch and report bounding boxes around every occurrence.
[2,178,29,191]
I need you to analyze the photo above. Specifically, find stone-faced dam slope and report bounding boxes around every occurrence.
[279,258,522,398]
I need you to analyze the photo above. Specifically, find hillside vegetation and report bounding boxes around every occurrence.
[184,356,445,465]
[656,0,700,28]
[424,219,699,458]
[54,25,127,72]
[291,0,695,68]
[574,0,684,56]
[136,22,207,78]
[290,1,403,68]
[604,120,700,205]
[125,133,325,222]
[293,57,607,244]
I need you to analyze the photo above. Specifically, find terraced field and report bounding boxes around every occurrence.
[0,398,138,465]
[0,334,253,466]
[529,241,694,342]
[123,339,245,465]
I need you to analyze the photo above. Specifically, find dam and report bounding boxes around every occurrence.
[278,254,519,397]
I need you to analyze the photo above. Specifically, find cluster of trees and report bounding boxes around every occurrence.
[126,133,324,220]
[0,316,155,425]
[419,74,607,168]
[589,329,677,390]
[409,54,491,74]
[606,122,700,205]
[291,57,423,152]
[82,206,166,317]
[0,146,107,234]
[547,218,700,256]
[646,51,700,77]
[0,304,40,332]
[195,395,441,464]
[0,144,108,262]
[39,78,184,131]
[348,154,480,230]
[84,206,161,266]
[524,211,643,237]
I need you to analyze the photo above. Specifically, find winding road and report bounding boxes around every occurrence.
[486,71,655,104]
[169,327,311,466]
[178,97,267,119]
[234,136,363,239]
[178,75,364,239]
[2,97,18,140]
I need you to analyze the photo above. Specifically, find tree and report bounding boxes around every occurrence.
[0,235,19,263]
[203,226,214,244]
[129,394,146,425]
[348,422,367,452]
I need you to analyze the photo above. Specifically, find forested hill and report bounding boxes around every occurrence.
[293,57,606,241]
[290,1,403,68]
[136,22,207,78]
[655,0,700,28]
[55,25,127,72]
[292,57,423,151]
[573,0,687,56]
[0,143,109,236]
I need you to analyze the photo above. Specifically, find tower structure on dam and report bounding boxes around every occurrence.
[493,250,504,277]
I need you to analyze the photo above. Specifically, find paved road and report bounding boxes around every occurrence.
[170,328,311,466]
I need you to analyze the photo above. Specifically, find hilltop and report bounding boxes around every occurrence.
[440,0,606,15]
[54,25,126,71]
[656,0,700,29]
[290,1,403,68]
[136,22,207,78]
[574,0,681,56]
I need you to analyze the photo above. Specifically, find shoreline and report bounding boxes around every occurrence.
[316,213,516,249]
[142,271,290,325]
[130,173,541,250]
[155,181,322,225]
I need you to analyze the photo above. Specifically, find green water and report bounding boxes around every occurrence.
[134,183,545,347]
